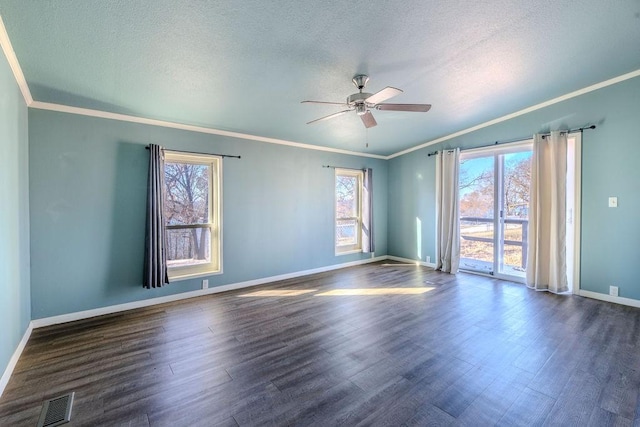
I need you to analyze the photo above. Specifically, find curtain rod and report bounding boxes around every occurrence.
[322,165,367,171]
[145,146,241,159]
[427,125,596,157]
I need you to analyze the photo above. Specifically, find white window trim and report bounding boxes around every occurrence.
[461,140,533,159]
[335,168,363,255]
[164,151,223,281]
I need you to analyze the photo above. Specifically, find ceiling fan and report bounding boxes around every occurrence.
[302,74,431,128]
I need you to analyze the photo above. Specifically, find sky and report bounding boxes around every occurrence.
[459,151,532,197]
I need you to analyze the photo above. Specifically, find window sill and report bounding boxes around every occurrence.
[335,249,363,256]
[169,269,223,282]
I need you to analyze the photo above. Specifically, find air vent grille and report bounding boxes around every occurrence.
[37,392,74,427]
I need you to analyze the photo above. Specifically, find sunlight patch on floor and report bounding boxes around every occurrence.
[315,287,435,296]
[237,289,318,297]
[236,287,435,297]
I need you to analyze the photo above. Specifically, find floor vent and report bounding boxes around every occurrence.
[37,392,74,427]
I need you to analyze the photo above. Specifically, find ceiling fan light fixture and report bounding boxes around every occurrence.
[355,103,367,116]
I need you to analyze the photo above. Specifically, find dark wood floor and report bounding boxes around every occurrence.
[2,262,640,426]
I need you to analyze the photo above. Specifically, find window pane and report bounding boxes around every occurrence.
[164,162,210,225]
[335,169,362,253]
[166,227,211,267]
[500,151,532,277]
[459,156,494,273]
[336,219,357,246]
[336,175,358,219]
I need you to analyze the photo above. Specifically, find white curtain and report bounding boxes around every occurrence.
[436,149,460,274]
[526,131,568,292]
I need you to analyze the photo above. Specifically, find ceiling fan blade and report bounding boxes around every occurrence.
[360,111,377,128]
[365,87,403,105]
[306,109,352,125]
[301,100,350,107]
[376,103,432,112]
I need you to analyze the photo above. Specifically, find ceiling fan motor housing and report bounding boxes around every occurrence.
[347,92,373,115]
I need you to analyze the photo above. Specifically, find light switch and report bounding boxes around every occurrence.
[608,197,618,208]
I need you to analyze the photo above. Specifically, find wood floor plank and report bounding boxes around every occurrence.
[497,387,557,426]
[599,364,640,419]
[3,262,640,425]
[542,370,603,426]
[456,366,534,426]
[588,407,633,427]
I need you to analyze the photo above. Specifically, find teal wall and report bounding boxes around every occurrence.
[28,110,388,319]
[0,50,30,378]
[18,65,640,323]
[388,75,640,300]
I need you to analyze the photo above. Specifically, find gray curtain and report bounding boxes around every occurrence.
[362,168,374,253]
[143,144,169,288]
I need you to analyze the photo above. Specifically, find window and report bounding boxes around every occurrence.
[335,168,363,254]
[164,152,222,279]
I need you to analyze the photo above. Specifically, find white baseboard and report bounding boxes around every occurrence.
[32,255,388,328]
[579,290,640,309]
[386,255,437,269]
[0,322,33,398]
[29,257,640,330]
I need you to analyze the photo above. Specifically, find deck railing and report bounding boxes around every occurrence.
[460,216,528,268]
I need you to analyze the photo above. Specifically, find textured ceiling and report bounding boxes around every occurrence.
[1,0,639,156]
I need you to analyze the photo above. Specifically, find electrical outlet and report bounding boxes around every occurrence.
[202,279,209,290]
[609,286,618,297]
[609,197,618,208]
[426,256,431,264]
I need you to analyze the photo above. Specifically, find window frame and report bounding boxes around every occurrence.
[335,168,364,255]
[164,151,222,280]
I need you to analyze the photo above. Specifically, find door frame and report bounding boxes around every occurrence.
[568,132,582,294]
[459,141,533,283]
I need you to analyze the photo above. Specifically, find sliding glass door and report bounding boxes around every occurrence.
[459,143,532,281]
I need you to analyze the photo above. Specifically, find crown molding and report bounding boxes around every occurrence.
[28,68,640,161]
[0,15,33,106]
[387,68,640,159]
[29,101,387,159]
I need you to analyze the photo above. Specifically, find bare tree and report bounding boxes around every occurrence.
[459,160,494,218]
[164,163,210,261]
[336,175,357,218]
[459,160,493,192]
[459,156,531,219]
[503,157,531,218]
